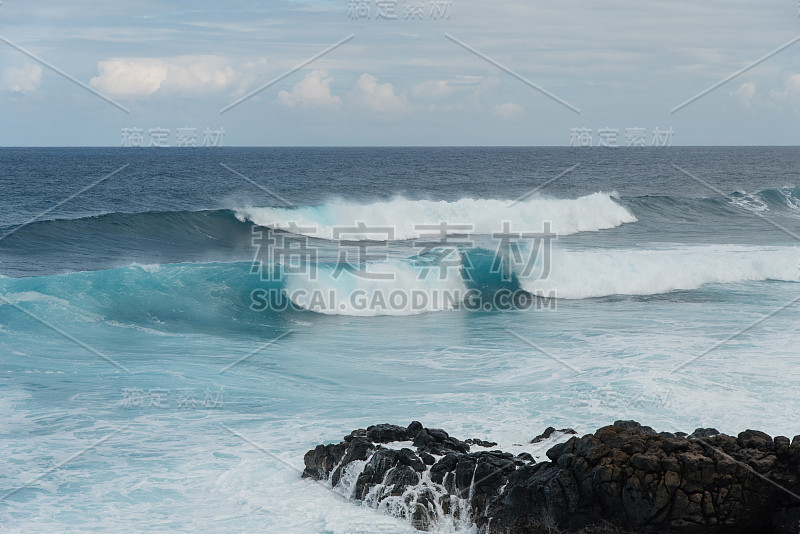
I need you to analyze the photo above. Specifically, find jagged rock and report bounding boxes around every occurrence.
[385,464,419,492]
[613,420,657,436]
[302,421,800,533]
[443,437,470,454]
[398,447,426,472]
[517,452,535,462]
[411,426,470,456]
[331,437,374,486]
[302,442,346,480]
[343,428,367,441]
[453,456,477,493]
[419,451,436,466]
[367,423,409,443]
[413,429,437,450]
[353,447,400,499]
[738,429,774,451]
[466,438,498,448]
[531,426,578,443]
[775,436,791,462]
[688,428,720,439]
[407,420,423,435]
[430,453,458,484]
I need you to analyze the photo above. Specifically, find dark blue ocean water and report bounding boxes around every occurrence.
[1,147,799,532]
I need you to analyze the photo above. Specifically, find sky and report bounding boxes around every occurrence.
[1,0,800,146]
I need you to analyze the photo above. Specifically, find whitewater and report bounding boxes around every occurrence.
[234,192,638,240]
[3,147,800,533]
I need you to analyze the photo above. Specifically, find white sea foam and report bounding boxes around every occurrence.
[284,255,468,316]
[235,193,637,241]
[282,244,800,315]
[730,192,769,213]
[0,291,70,306]
[779,188,800,212]
[520,245,800,299]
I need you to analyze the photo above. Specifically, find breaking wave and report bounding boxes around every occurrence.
[234,193,637,240]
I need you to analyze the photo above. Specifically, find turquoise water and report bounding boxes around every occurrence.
[1,147,799,532]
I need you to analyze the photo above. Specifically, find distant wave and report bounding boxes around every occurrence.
[3,188,800,280]
[234,193,638,240]
[625,187,800,222]
[730,187,800,215]
[0,209,246,248]
[3,188,800,250]
[6,187,800,239]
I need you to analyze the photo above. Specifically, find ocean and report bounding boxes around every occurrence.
[1,146,799,532]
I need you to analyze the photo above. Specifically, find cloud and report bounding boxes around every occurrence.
[90,56,235,97]
[90,58,166,97]
[278,69,340,108]
[1,64,42,93]
[411,76,485,101]
[494,102,524,118]
[730,82,756,108]
[412,80,458,100]
[412,76,491,111]
[770,74,800,106]
[350,74,408,113]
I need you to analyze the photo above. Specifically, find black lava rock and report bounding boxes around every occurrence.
[302,421,800,533]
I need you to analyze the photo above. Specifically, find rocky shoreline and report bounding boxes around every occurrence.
[302,421,800,533]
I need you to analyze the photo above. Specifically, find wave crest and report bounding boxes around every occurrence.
[234,193,637,241]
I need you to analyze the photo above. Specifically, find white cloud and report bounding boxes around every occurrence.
[412,80,458,100]
[277,69,340,108]
[770,74,800,106]
[90,56,235,97]
[730,82,756,107]
[167,57,235,93]
[494,102,524,118]
[91,58,166,97]
[412,77,491,111]
[1,64,42,93]
[350,74,408,113]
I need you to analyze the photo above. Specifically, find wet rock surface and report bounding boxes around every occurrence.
[302,420,800,533]
[531,426,578,444]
